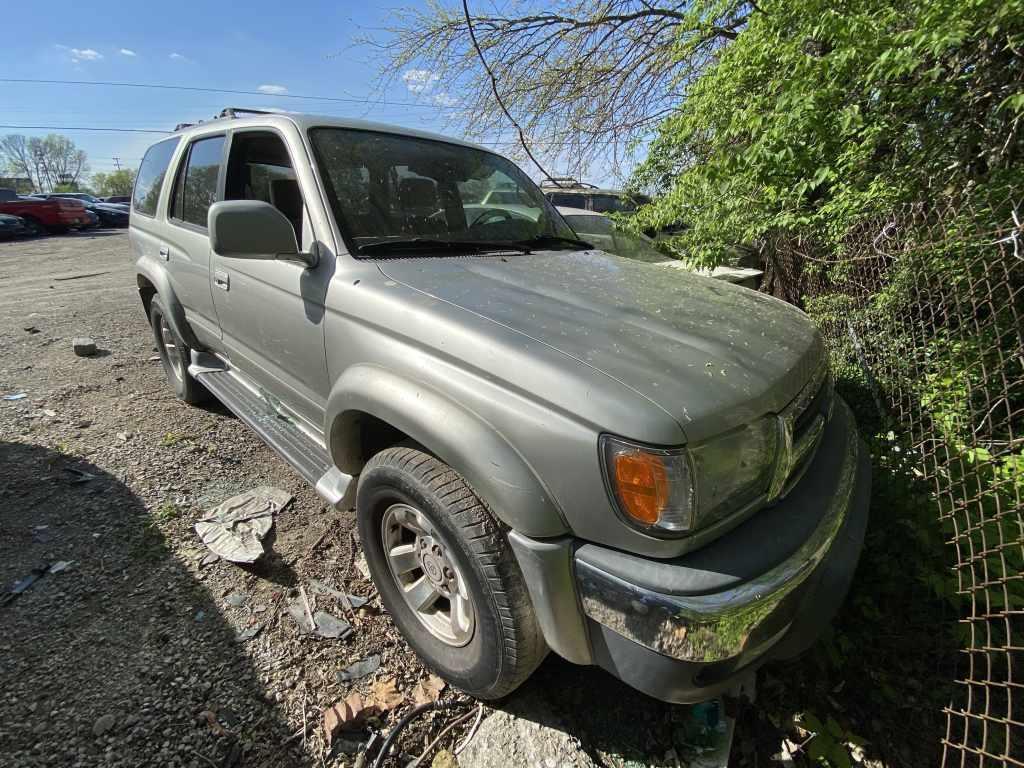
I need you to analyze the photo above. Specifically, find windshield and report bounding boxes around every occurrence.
[562,213,668,264]
[309,128,576,254]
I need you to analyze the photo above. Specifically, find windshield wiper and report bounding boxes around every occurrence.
[358,238,531,256]
[514,234,593,251]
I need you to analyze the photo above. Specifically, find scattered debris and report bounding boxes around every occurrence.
[116,431,131,442]
[198,552,220,568]
[48,561,73,574]
[23,325,40,334]
[314,611,352,639]
[411,674,446,706]
[148,355,161,362]
[348,593,370,609]
[369,677,404,712]
[235,625,262,642]
[323,692,368,744]
[64,468,97,484]
[41,408,56,417]
[72,337,97,357]
[92,713,117,737]
[3,393,27,401]
[287,596,316,634]
[337,655,381,683]
[193,486,292,564]
[194,610,206,622]
[355,553,372,580]
[2,565,50,606]
[409,708,477,768]
[199,710,226,737]
[224,592,246,608]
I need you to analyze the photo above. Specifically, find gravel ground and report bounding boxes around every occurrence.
[0,231,720,768]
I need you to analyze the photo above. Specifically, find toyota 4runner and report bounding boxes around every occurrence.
[130,108,870,703]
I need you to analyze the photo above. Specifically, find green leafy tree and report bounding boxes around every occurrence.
[630,0,1024,265]
[91,169,137,197]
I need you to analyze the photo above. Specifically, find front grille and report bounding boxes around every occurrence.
[793,371,832,438]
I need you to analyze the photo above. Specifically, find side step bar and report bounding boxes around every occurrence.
[188,352,355,509]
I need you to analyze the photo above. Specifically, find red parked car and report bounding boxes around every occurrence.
[0,188,90,235]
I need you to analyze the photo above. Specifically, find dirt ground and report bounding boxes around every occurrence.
[0,231,729,768]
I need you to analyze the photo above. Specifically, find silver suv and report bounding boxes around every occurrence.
[130,109,870,703]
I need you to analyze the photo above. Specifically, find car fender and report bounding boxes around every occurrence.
[326,364,568,538]
[135,258,202,350]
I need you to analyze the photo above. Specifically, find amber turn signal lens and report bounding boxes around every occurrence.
[612,450,669,524]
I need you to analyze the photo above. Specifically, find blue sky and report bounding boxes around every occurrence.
[1,0,555,182]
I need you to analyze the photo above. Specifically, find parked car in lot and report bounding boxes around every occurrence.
[0,212,30,239]
[102,195,131,204]
[0,188,90,233]
[132,110,869,704]
[541,177,651,213]
[559,206,764,288]
[44,195,131,228]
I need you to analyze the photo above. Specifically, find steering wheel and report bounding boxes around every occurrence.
[469,209,515,229]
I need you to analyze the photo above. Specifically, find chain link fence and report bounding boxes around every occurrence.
[759,199,1023,766]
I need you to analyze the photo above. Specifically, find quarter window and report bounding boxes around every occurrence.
[132,137,180,217]
[172,136,225,228]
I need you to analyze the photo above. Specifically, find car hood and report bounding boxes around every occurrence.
[377,250,823,443]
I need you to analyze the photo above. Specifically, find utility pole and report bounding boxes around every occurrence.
[112,156,122,170]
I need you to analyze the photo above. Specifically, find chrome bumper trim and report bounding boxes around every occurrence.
[576,401,860,664]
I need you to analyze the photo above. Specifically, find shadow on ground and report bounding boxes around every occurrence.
[0,441,309,767]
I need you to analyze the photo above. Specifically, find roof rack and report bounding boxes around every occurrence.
[539,177,598,190]
[218,107,277,119]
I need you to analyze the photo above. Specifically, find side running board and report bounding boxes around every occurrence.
[188,352,354,509]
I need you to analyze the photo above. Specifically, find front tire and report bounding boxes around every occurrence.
[357,447,546,699]
[149,296,208,405]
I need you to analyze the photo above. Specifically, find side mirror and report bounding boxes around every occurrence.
[208,200,317,267]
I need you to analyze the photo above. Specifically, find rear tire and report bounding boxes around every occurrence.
[357,447,547,699]
[149,296,208,405]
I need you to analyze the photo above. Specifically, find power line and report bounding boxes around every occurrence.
[0,124,169,134]
[0,78,459,110]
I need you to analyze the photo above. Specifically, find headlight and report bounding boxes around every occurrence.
[688,416,778,526]
[601,437,695,532]
[602,417,778,536]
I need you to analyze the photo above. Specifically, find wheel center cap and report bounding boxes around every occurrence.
[421,553,445,586]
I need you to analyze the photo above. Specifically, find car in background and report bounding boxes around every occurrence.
[0,213,30,239]
[102,195,131,204]
[542,178,651,213]
[558,207,763,289]
[44,194,130,227]
[0,188,89,234]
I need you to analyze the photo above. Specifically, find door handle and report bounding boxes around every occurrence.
[214,270,230,291]
[158,246,169,261]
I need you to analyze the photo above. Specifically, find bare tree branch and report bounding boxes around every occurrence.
[361,0,752,183]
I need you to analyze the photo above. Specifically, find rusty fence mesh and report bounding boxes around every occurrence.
[759,198,1024,766]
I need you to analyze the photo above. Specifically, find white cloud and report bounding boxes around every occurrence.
[169,52,186,61]
[70,48,103,62]
[120,48,137,57]
[401,69,439,94]
[432,91,458,107]
[257,84,288,95]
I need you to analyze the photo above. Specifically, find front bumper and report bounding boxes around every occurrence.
[510,397,871,703]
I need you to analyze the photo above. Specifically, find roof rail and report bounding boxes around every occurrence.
[173,122,195,132]
[218,107,276,119]
[539,177,598,190]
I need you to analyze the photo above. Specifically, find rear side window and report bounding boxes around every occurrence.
[547,192,583,208]
[132,137,180,216]
[171,136,225,228]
